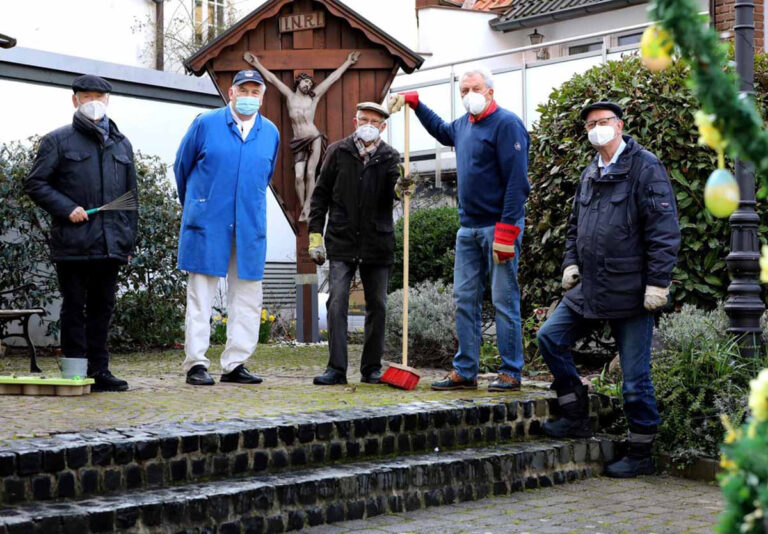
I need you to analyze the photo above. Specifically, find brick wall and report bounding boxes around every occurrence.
[713,0,765,50]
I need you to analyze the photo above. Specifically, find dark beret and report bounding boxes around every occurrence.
[72,75,112,94]
[580,101,623,120]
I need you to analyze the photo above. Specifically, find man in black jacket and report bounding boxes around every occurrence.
[25,74,138,392]
[536,102,680,477]
[308,102,410,385]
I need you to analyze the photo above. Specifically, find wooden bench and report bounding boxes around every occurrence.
[0,284,44,373]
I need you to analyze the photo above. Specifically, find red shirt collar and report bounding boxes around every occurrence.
[469,100,498,123]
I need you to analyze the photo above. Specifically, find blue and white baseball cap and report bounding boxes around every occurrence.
[232,70,265,87]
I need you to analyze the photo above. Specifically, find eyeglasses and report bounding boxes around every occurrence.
[356,116,384,127]
[584,116,618,130]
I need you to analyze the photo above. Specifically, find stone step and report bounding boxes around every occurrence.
[0,393,621,505]
[0,437,619,534]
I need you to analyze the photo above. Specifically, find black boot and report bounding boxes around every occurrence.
[605,435,655,478]
[90,370,129,392]
[542,384,593,439]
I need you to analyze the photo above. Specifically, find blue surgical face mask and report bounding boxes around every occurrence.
[234,96,260,116]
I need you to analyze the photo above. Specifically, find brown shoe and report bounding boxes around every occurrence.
[488,373,521,392]
[430,370,478,390]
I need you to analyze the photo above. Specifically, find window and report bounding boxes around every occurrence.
[618,32,643,47]
[568,42,601,55]
[194,0,229,46]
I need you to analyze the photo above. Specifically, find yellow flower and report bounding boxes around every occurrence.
[269,315,275,322]
[213,314,222,322]
[694,110,728,154]
[261,309,267,319]
[748,368,768,421]
[721,414,742,444]
[760,246,768,284]
[720,454,737,471]
[222,318,227,324]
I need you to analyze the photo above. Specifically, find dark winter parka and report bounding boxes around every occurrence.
[25,112,138,263]
[562,135,680,319]
[308,135,401,265]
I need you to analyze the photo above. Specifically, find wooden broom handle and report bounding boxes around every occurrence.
[402,107,410,368]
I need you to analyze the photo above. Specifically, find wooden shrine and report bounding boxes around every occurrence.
[185,0,423,341]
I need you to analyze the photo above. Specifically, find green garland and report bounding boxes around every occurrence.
[649,0,768,177]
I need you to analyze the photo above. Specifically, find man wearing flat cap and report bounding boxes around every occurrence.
[174,69,280,386]
[25,74,138,392]
[537,101,680,477]
[308,101,410,385]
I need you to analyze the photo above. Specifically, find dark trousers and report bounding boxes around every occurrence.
[536,303,661,434]
[56,260,121,375]
[326,261,391,376]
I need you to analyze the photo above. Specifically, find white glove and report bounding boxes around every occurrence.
[644,285,669,311]
[562,265,580,290]
[388,94,405,114]
[309,245,326,266]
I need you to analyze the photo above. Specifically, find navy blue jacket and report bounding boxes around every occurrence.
[562,135,680,319]
[25,112,138,263]
[413,101,529,227]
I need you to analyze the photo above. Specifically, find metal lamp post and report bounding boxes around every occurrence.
[725,0,764,356]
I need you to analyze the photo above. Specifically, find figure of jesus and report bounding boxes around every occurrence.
[243,50,360,221]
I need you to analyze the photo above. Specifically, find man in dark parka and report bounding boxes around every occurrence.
[537,102,680,478]
[308,102,410,386]
[25,74,138,392]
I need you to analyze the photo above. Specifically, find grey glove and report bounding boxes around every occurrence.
[395,174,415,198]
[562,265,580,290]
[309,245,326,266]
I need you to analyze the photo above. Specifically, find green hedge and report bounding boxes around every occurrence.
[519,53,768,316]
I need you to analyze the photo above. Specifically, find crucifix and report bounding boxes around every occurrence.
[243,50,360,222]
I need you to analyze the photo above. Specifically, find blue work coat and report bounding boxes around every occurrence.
[174,106,280,280]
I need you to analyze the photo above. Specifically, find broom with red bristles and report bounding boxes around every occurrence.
[381,101,421,391]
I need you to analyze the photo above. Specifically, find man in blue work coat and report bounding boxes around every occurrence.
[174,70,280,386]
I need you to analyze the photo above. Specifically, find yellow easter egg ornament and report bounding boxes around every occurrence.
[641,25,674,71]
[704,169,739,218]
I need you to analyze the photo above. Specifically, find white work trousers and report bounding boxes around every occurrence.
[182,246,263,374]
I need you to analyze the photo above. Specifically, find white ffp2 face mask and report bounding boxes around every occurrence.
[462,91,488,115]
[588,124,616,146]
[78,100,107,121]
[356,124,381,143]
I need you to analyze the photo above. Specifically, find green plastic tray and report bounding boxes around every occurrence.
[0,376,94,386]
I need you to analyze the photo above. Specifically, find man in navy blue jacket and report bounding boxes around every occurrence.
[537,101,680,478]
[395,66,530,392]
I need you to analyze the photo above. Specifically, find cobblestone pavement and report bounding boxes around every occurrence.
[0,346,546,443]
[304,476,722,534]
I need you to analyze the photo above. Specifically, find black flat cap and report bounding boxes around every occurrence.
[72,75,112,94]
[580,101,623,120]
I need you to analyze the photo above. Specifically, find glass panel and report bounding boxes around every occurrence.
[618,33,643,46]
[525,55,603,128]
[388,82,452,154]
[568,42,602,55]
[194,0,203,46]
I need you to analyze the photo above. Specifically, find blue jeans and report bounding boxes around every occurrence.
[452,222,524,381]
[537,303,661,433]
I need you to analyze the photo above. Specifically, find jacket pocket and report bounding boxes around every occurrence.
[183,198,208,230]
[597,256,644,312]
[608,191,632,226]
[64,151,91,162]
[113,154,132,188]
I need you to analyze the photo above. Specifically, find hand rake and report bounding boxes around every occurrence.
[85,191,138,215]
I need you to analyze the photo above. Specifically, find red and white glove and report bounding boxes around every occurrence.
[492,222,521,264]
[388,91,419,114]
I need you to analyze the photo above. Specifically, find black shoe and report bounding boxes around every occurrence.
[542,417,594,439]
[430,370,477,390]
[361,370,383,384]
[604,455,654,478]
[186,365,215,386]
[90,370,128,392]
[313,369,348,385]
[220,365,263,384]
[488,373,522,392]
[542,383,593,438]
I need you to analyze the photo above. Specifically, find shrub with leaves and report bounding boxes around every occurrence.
[389,206,459,292]
[520,53,768,317]
[652,303,768,465]
[385,280,457,368]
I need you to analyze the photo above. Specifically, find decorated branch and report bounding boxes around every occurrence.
[643,0,768,218]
